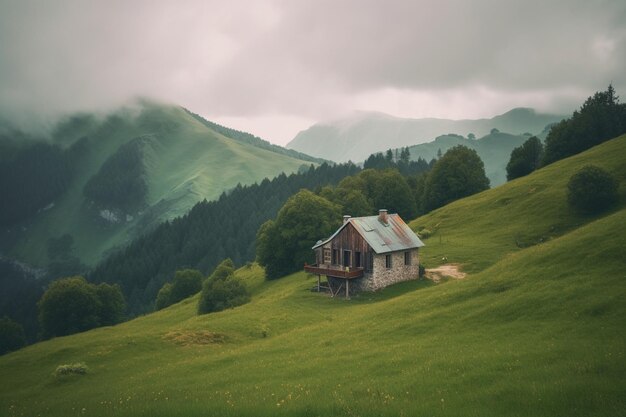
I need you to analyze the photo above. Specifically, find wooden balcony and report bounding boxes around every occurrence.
[304,264,364,279]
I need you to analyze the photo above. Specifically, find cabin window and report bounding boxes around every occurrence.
[355,251,362,268]
[385,254,392,269]
[404,251,411,266]
[366,252,373,272]
[323,248,331,264]
[332,249,339,265]
[343,250,351,267]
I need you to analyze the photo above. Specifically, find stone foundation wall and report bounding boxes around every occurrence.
[361,249,420,291]
[326,249,420,295]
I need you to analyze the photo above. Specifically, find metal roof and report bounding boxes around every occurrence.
[312,213,425,254]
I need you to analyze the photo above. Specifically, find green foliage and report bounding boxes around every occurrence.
[506,136,544,180]
[155,269,203,310]
[155,283,173,311]
[543,85,626,165]
[2,138,626,417]
[83,138,147,214]
[337,169,417,219]
[95,283,126,326]
[198,260,249,314]
[38,276,126,338]
[0,316,26,355]
[54,363,88,376]
[567,165,619,214]
[90,162,359,315]
[422,145,490,211]
[0,141,76,227]
[256,190,341,279]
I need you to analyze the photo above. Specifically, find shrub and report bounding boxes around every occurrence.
[155,283,173,311]
[198,260,249,314]
[418,228,432,239]
[55,363,88,376]
[419,264,426,278]
[567,165,619,214]
[0,316,26,355]
[155,269,203,311]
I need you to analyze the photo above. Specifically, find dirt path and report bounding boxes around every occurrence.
[425,264,466,282]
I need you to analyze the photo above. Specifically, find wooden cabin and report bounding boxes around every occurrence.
[304,209,425,298]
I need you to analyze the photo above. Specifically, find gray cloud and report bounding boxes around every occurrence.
[0,0,624,143]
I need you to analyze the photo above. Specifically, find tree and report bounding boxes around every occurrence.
[506,136,544,180]
[422,145,490,211]
[198,259,249,314]
[256,190,341,279]
[38,276,126,338]
[543,85,626,165]
[38,277,101,338]
[95,283,125,326]
[169,269,203,303]
[155,283,173,311]
[0,316,26,355]
[567,165,618,214]
[154,269,203,311]
[468,133,476,140]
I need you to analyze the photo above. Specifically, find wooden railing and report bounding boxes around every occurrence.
[304,264,364,279]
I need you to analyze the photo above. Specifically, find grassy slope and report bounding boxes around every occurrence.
[10,102,310,266]
[1,137,625,417]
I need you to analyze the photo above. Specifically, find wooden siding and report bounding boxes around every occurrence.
[329,223,373,272]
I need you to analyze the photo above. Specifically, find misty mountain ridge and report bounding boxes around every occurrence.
[287,107,566,162]
[0,100,319,268]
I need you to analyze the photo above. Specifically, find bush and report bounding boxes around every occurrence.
[418,228,432,239]
[567,165,619,214]
[55,363,88,376]
[155,269,203,311]
[198,260,249,314]
[418,264,426,278]
[155,283,173,311]
[0,316,26,355]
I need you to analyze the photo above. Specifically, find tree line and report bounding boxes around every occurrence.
[89,162,361,315]
[506,85,626,181]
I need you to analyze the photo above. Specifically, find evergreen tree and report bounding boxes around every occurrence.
[543,85,626,165]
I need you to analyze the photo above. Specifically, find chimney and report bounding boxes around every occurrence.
[343,215,351,224]
[378,209,388,224]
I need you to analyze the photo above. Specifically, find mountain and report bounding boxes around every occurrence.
[287,108,565,162]
[0,100,319,267]
[1,134,624,416]
[399,131,533,186]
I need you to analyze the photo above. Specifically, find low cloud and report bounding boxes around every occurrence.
[0,0,624,143]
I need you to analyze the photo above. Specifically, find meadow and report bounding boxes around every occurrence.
[0,136,624,416]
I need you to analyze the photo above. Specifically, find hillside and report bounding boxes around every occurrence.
[1,101,316,267]
[287,108,564,162]
[0,136,624,416]
[400,131,531,186]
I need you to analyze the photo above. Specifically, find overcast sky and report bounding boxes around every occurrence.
[1,0,625,145]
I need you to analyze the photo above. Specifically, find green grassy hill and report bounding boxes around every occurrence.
[1,136,624,417]
[6,101,313,266]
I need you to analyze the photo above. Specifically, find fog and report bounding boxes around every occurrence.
[0,0,624,144]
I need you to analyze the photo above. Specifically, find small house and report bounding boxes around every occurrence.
[304,209,425,297]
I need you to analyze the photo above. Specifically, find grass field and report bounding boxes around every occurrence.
[9,101,311,266]
[0,136,624,416]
